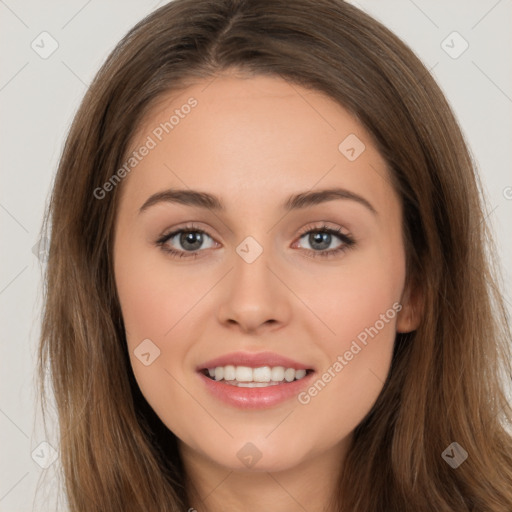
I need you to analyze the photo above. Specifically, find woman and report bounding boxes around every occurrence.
[37,0,512,510]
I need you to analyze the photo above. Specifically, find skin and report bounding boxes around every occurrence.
[113,71,420,512]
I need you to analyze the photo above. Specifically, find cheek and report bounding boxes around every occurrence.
[304,246,404,349]
[114,246,225,402]
[114,245,191,385]
[324,271,401,350]
[115,245,207,343]
[115,253,201,427]
[296,252,404,427]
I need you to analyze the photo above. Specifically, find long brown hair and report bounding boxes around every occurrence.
[37,0,512,510]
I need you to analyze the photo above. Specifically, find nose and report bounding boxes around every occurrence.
[216,242,291,334]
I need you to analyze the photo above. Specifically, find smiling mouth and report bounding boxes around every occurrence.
[200,365,315,387]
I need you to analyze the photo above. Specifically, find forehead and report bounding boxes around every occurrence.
[118,73,397,218]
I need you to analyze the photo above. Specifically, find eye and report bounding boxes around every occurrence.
[155,223,217,259]
[155,223,356,260]
[294,224,355,259]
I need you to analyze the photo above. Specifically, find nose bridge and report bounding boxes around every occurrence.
[216,231,290,331]
[232,233,276,298]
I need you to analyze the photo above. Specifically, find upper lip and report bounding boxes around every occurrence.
[197,351,314,371]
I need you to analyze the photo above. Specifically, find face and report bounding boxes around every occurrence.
[113,72,418,474]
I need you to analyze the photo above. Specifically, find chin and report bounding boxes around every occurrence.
[198,436,311,473]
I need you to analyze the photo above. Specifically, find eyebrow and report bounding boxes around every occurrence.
[138,187,377,215]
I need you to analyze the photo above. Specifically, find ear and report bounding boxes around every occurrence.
[396,279,423,333]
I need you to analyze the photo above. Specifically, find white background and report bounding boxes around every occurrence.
[1,1,511,510]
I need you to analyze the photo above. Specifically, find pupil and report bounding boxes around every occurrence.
[310,232,330,250]
[181,231,202,251]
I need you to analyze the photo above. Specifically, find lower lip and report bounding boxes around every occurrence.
[197,371,316,409]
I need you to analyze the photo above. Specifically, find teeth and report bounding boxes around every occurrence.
[284,368,296,382]
[295,369,307,379]
[271,366,285,381]
[229,381,281,388]
[253,366,271,382]
[236,366,253,382]
[224,365,236,381]
[205,365,309,384]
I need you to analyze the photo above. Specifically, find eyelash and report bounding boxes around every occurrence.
[155,223,356,260]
